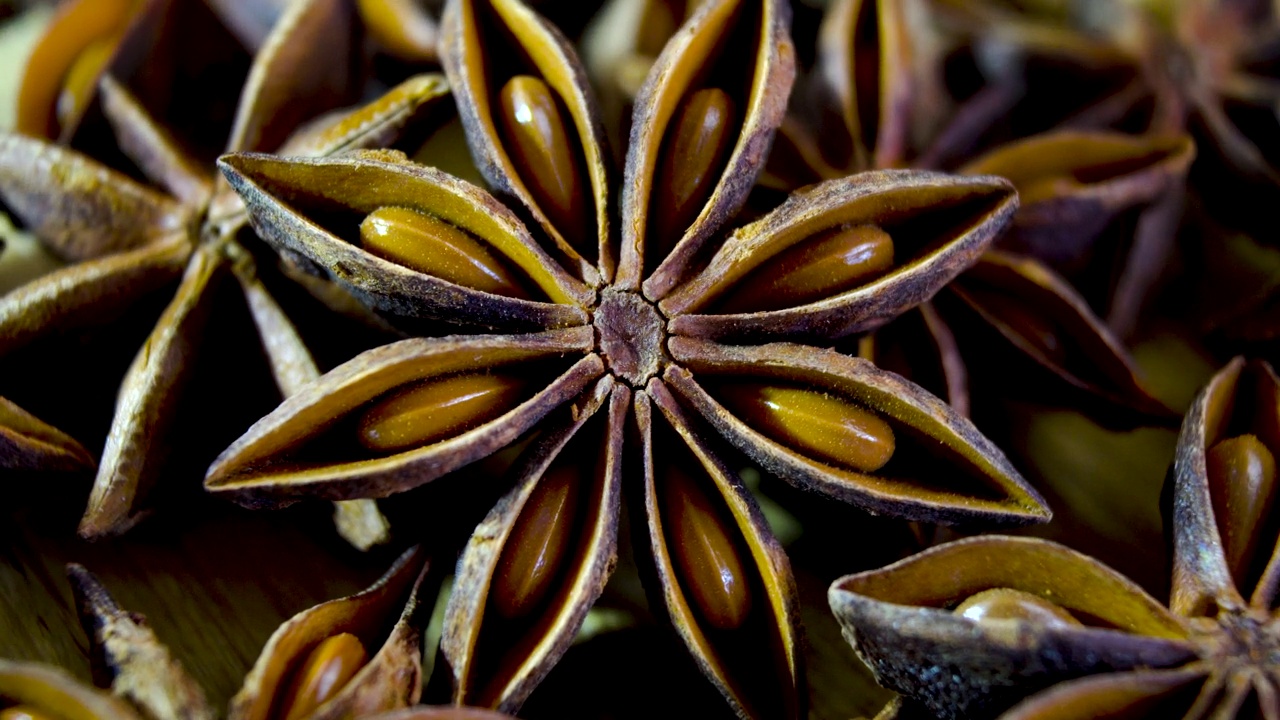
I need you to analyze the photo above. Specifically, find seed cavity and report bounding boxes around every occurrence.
[963,287,1065,365]
[357,373,527,453]
[651,87,738,262]
[1,706,55,720]
[496,75,592,253]
[276,633,368,720]
[954,588,1081,629]
[492,463,581,619]
[1207,434,1278,588]
[716,223,895,313]
[359,206,530,299]
[56,36,116,132]
[716,382,895,473]
[663,463,752,630]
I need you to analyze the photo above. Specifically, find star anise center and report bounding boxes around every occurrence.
[593,287,669,388]
[1194,609,1280,672]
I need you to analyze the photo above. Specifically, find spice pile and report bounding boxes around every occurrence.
[0,0,1277,718]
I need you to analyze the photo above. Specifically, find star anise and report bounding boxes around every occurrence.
[830,356,1280,719]
[202,0,1051,715]
[763,0,1178,426]
[0,0,449,546]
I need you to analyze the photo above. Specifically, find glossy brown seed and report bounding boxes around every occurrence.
[277,633,368,720]
[492,463,581,619]
[953,588,1082,629]
[662,463,752,630]
[1207,434,1278,586]
[717,383,895,473]
[716,223,895,313]
[357,374,527,453]
[651,87,738,257]
[496,75,591,251]
[55,36,116,131]
[360,207,529,299]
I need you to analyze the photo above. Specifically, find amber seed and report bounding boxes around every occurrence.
[496,75,592,252]
[277,633,368,720]
[56,35,117,131]
[1206,434,1278,588]
[358,374,527,453]
[716,223,895,313]
[954,588,1081,628]
[360,207,529,299]
[663,463,752,630]
[0,706,58,720]
[651,87,738,260]
[717,383,895,473]
[492,463,582,619]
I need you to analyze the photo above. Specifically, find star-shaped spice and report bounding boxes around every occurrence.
[830,356,1280,719]
[205,0,1050,715]
[0,0,448,546]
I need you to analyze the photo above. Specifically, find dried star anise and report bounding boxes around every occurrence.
[201,0,1050,715]
[765,0,1177,426]
[0,0,450,546]
[830,356,1280,719]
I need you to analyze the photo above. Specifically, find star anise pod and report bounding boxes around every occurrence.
[202,0,1050,714]
[830,356,1280,719]
[0,0,450,545]
[766,0,1177,426]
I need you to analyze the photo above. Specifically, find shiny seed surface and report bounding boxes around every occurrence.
[360,207,529,299]
[663,464,752,630]
[1,706,57,720]
[358,374,526,453]
[717,223,895,313]
[497,75,591,251]
[954,588,1082,628]
[278,633,368,720]
[717,383,895,473]
[651,87,737,257]
[1207,434,1278,586]
[56,36,116,131]
[492,463,581,619]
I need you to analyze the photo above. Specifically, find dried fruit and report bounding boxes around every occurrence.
[830,357,1280,719]
[206,0,1050,716]
[0,0,452,546]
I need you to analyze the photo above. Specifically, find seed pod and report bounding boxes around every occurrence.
[229,546,433,720]
[661,170,1018,343]
[620,0,795,296]
[16,0,134,140]
[276,634,368,720]
[642,384,803,719]
[1170,358,1280,612]
[357,373,529,453]
[960,132,1195,268]
[218,152,591,332]
[0,661,141,720]
[828,536,1196,719]
[443,379,623,712]
[940,251,1177,428]
[441,0,610,282]
[205,329,601,507]
[667,338,1048,526]
[853,302,969,417]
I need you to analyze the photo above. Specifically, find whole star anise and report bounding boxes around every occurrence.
[830,357,1280,719]
[203,0,1050,715]
[0,0,450,546]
